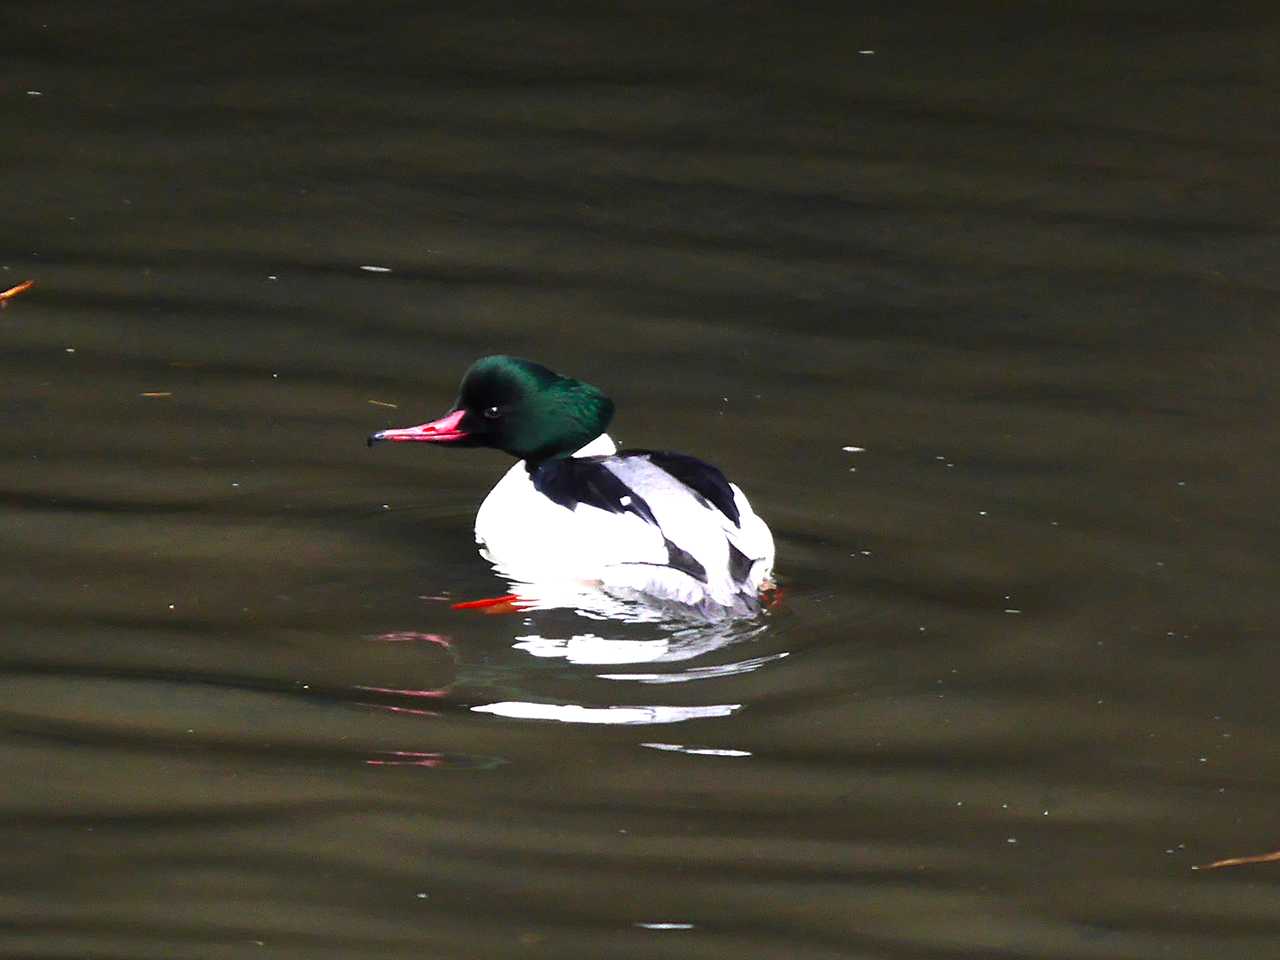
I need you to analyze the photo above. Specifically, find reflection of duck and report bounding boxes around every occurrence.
[511,617,773,667]
[357,625,768,729]
[370,356,775,619]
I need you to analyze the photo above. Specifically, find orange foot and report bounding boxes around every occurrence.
[451,593,526,615]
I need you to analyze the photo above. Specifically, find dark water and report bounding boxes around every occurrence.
[6,3,1280,957]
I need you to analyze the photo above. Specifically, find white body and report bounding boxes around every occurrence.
[473,434,775,619]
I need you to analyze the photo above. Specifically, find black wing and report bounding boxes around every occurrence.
[529,456,659,526]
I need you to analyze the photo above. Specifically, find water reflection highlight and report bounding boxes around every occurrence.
[470,702,742,725]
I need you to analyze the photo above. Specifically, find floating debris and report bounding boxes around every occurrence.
[368,399,398,408]
[139,392,173,398]
[360,264,392,273]
[365,751,444,768]
[1195,849,1280,870]
[0,279,35,307]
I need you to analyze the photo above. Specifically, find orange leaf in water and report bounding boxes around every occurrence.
[1195,849,1280,870]
[0,279,35,306]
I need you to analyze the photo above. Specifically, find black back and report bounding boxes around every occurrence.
[530,450,741,528]
[624,450,741,527]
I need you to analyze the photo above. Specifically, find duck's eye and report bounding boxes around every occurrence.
[482,405,502,419]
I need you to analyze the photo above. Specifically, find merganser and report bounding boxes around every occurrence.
[369,356,775,619]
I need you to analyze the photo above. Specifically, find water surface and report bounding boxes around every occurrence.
[5,3,1280,958]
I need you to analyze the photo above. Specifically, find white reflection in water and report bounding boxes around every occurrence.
[470,702,741,724]
[641,742,752,757]
[601,651,787,684]
[512,633,670,664]
[464,606,776,725]
[510,619,771,668]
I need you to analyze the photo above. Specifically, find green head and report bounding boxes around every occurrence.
[369,355,614,463]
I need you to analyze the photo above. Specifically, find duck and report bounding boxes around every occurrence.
[369,356,775,619]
